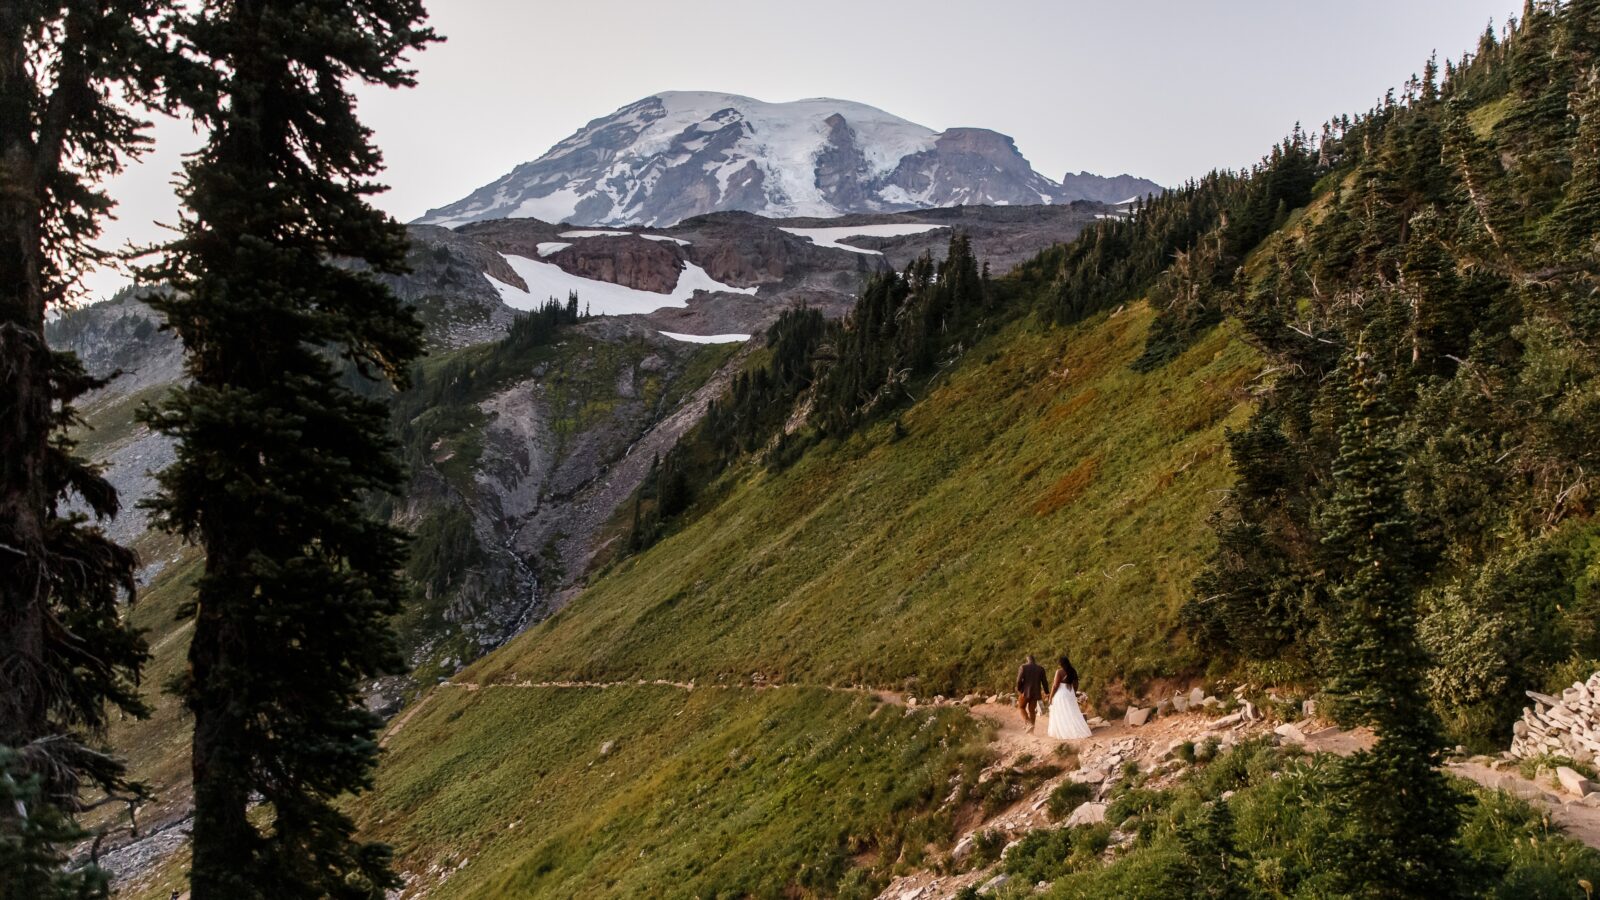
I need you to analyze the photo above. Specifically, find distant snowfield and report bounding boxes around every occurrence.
[559,229,631,238]
[505,186,584,226]
[659,331,751,344]
[778,223,947,255]
[485,253,756,316]
[535,242,572,257]
[557,229,692,246]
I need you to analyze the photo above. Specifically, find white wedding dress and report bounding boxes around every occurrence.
[1047,683,1093,740]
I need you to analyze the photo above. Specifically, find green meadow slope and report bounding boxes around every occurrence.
[361,686,985,899]
[78,324,733,894]
[344,301,1259,898]
[473,303,1256,698]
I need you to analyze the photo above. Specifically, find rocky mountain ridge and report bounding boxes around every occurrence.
[1058,169,1164,204]
[417,91,1159,228]
[53,204,1099,663]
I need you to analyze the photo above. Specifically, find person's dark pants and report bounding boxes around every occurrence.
[1018,693,1041,726]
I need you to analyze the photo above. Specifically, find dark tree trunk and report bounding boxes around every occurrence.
[0,9,53,774]
[188,531,258,897]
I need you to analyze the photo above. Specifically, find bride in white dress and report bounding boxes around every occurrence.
[1047,655,1093,740]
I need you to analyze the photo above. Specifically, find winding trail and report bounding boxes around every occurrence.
[380,677,902,747]
[116,675,1599,900]
[1447,760,1600,848]
[386,676,1600,900]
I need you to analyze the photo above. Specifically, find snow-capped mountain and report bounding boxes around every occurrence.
[417,92,1140,228]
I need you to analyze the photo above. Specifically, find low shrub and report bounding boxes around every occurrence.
[972,828,1007,867]
[1046,781,1094,822]
[1003,822,1114,883]
[1039,742,1600,898]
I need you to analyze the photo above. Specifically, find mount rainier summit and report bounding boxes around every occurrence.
[417,91,1159,228]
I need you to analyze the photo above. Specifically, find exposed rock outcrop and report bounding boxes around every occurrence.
[878,128,1063,208]
[1511,672,1600,763]
[545,236,685,293]
[1058,170,1165,204]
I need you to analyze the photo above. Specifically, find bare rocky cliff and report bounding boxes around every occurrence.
[1059,170,1165,204]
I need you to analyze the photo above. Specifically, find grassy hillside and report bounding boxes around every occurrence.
[76,322,736,890]
[358,685,985,899]
[336,301,1263,897]
[472,303,1257,700]
[87,533,201,834]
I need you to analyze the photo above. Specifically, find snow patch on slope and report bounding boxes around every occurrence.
[508,187,584,225]
[484,253,756,317]
[558,229,689,245]
[779,223,947,255]
[659,331,751,344]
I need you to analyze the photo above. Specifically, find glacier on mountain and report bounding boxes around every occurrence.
[417,92,1148,228]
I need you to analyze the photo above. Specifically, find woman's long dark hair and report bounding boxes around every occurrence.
[1058,655,1078,691]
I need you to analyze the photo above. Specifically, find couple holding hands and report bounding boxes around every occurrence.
[1016,654,1093,740]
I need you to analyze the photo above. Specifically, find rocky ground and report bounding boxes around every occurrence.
[874,689,1600,900]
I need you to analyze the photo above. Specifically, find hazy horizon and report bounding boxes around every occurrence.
[82,0,1515,302]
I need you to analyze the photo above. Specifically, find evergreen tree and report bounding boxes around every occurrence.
[1548,72,1600,259]
[0,747,105,900]
[1173,799,1252,899]
[1442,107,1521,264]
[140,2,436,897]
[0,3,166,890]
[1400,211,1470,375]
[1320,336,1464,897]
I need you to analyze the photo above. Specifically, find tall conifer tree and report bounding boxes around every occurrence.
[1321,335,1464,897]
[0,4,166,893]
[141,2,434,896]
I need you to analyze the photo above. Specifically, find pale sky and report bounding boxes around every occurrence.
[85,0,1514,301]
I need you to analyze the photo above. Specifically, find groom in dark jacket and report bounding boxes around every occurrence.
[1016,654,1048,732]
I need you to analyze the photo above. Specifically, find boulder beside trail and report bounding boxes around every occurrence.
[1065,802,1108,827]
[1557,766,1595,797]
[1275,722,1308,744]
[979,872,1011,893]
